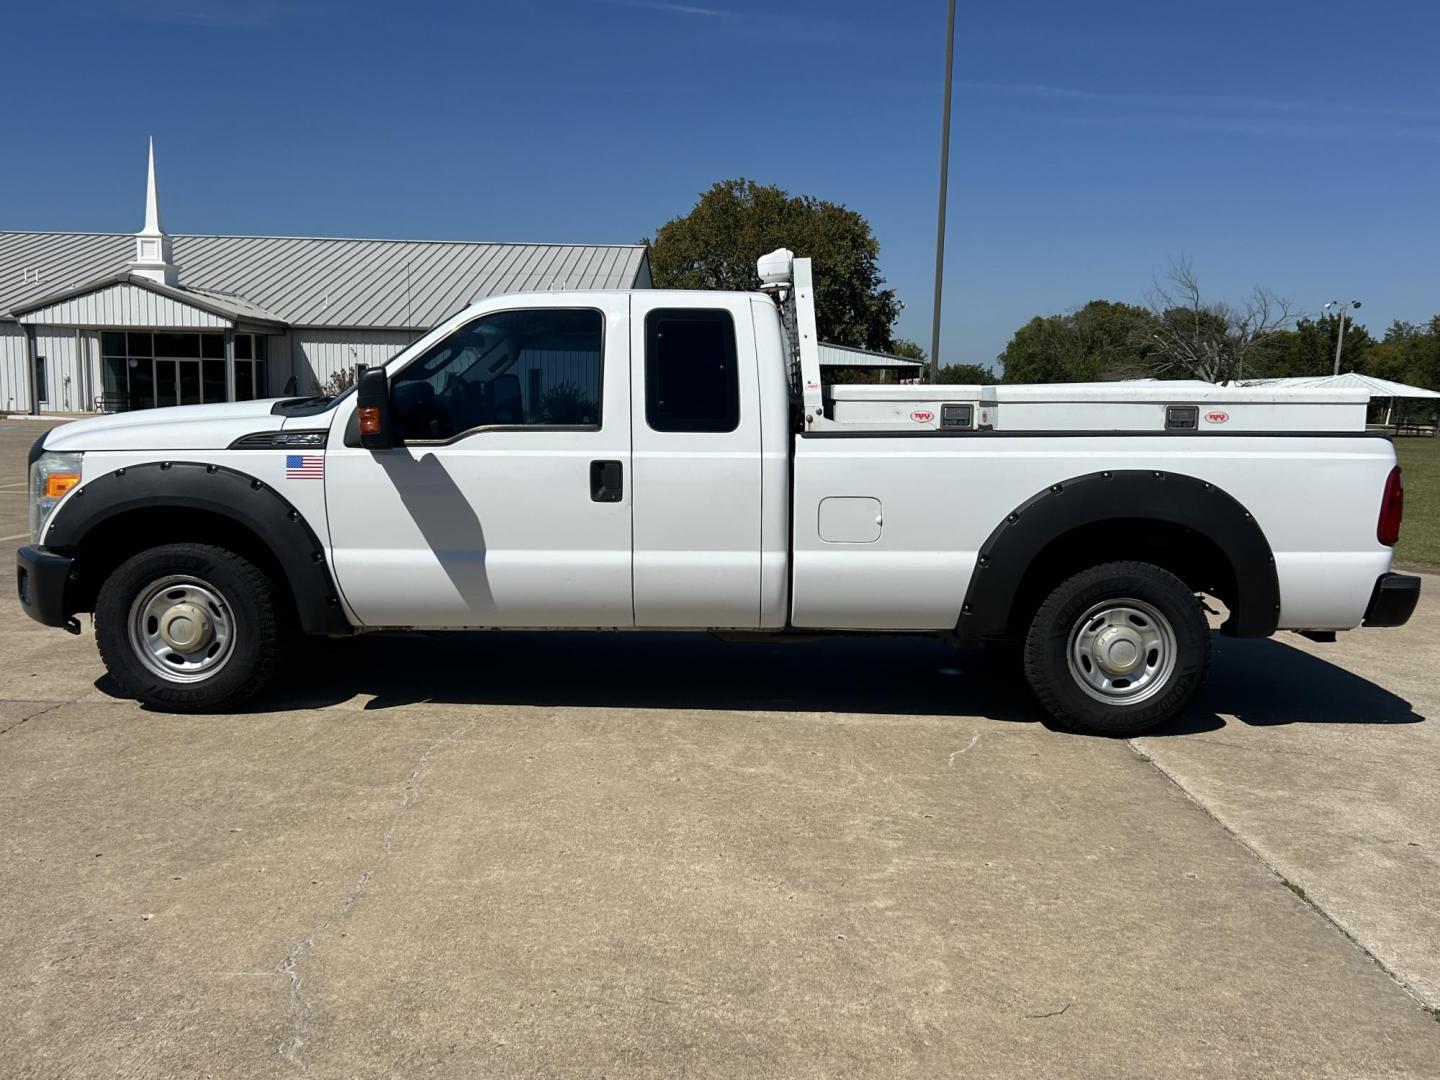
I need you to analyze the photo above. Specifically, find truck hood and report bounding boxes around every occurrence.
[40,399,292,453]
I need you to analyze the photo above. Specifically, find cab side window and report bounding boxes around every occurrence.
[390,308,603,441]
[644,309,739,433]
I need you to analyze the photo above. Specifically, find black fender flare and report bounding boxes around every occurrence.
[957,469,1279,641]
[43,461,351,636]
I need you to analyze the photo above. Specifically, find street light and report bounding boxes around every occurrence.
[1323,299,1362,376]
[928,0,957,384]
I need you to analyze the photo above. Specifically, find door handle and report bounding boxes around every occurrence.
[590,460,623,502]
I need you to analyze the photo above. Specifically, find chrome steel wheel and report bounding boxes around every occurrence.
[1065,597,1176,705]
[127,574,237,683]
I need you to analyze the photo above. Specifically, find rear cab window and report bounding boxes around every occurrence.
[644,309,739,433]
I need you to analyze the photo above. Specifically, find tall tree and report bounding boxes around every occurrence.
[998,300,1157,383]
[937,362,997,384]
[1146,260,1294,383]
[648,179,900,351]
[1362,317,1440,391]
[1255,313,1374,378]
[889,339,927,362]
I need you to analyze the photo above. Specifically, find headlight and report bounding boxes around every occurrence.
[30,451,83,545]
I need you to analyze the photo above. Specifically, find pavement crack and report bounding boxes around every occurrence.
[948,734,981,767]
[0,700,68,736]
[1127,737,1437,1015]
[277,721,475,1072]
[1023,1002,1072,1019]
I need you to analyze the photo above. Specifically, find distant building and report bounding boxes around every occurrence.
[0,140,650,414]
[817,342,925,379]
[1,142,927,414]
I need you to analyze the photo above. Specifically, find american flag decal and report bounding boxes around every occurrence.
[285,454,325,480]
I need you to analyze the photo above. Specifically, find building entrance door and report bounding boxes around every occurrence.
[154,359,178,408]
[177,359,202,406]
[150,358,207,407]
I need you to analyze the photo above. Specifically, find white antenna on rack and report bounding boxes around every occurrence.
[757,248,826,428]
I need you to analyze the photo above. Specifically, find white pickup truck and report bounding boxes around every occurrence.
[17,250,1419,734]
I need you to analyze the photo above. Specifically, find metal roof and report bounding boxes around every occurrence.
[1242,373,1440,399]
[818,342,926,369]
[0,232,649,329]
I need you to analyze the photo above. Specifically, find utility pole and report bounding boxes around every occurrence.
[1324,299,1362,376]
[928,0,957,384]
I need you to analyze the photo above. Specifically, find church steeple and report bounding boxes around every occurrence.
[129,137,179,286]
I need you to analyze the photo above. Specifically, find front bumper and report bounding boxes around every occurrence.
[16,545,75,629]
[1362,572,1421,628]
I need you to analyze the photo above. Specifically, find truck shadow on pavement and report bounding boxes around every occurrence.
[1162,636,1425,734]
[180,629,1423,734]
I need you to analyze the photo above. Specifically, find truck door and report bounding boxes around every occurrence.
[629,295,764,627]
[323,295,633,627]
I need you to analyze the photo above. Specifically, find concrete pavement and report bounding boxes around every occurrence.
[1137,615,1440,1006]
[2,421,1438,1078]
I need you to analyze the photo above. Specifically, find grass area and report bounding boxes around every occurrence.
[1395,438,1440,569]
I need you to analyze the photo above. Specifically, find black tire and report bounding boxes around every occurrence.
[1023,560,1211,736]
[95,543,281,712]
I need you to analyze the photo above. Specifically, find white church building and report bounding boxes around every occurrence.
[0,141,651,414]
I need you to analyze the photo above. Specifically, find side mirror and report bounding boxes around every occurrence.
[356,367,394,450]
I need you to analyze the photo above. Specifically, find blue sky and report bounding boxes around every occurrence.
[5,0,1438,366]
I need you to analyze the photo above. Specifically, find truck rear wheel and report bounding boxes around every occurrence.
[1023,560,1210,736]
[95,543,281,712]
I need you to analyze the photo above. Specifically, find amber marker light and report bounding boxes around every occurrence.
[44,474,80,499]
[359,406,382,434]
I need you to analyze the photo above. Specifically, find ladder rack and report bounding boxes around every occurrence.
[757,248,827,429]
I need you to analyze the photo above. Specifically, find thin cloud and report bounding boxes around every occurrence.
[583,0,846,40]
[590,0,737,16]
[1056,110,1440,144]
[81,0,310,29]
[963,81,1437,122]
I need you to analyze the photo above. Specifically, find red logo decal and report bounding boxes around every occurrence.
[910,410,935,423]
[1204,410,1230,424]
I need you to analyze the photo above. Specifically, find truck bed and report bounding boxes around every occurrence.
[789,428,1394,634]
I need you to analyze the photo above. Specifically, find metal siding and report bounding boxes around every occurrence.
[2,232,648,330]
[291,329,412,394]
[0,323,26,413]
[21,282,230,329]
[633,255,653,289]
[0,324,93,414]
[266,332,291,395]
[33,328,83,411]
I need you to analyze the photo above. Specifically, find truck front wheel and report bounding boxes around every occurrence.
[95,543,281,712]
[1022,560,1211,736]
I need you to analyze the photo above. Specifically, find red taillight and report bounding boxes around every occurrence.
[1378,465,1404,546]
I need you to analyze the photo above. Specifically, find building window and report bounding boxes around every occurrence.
[98,330,264,410]
[390,308,602,441]
[155,332,202,357]
[644,308,739,433]
[33,355,48,404]
[202,360,225,403]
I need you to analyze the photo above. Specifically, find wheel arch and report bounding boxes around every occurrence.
[957,470,1279,643]
[43,461,351,636]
